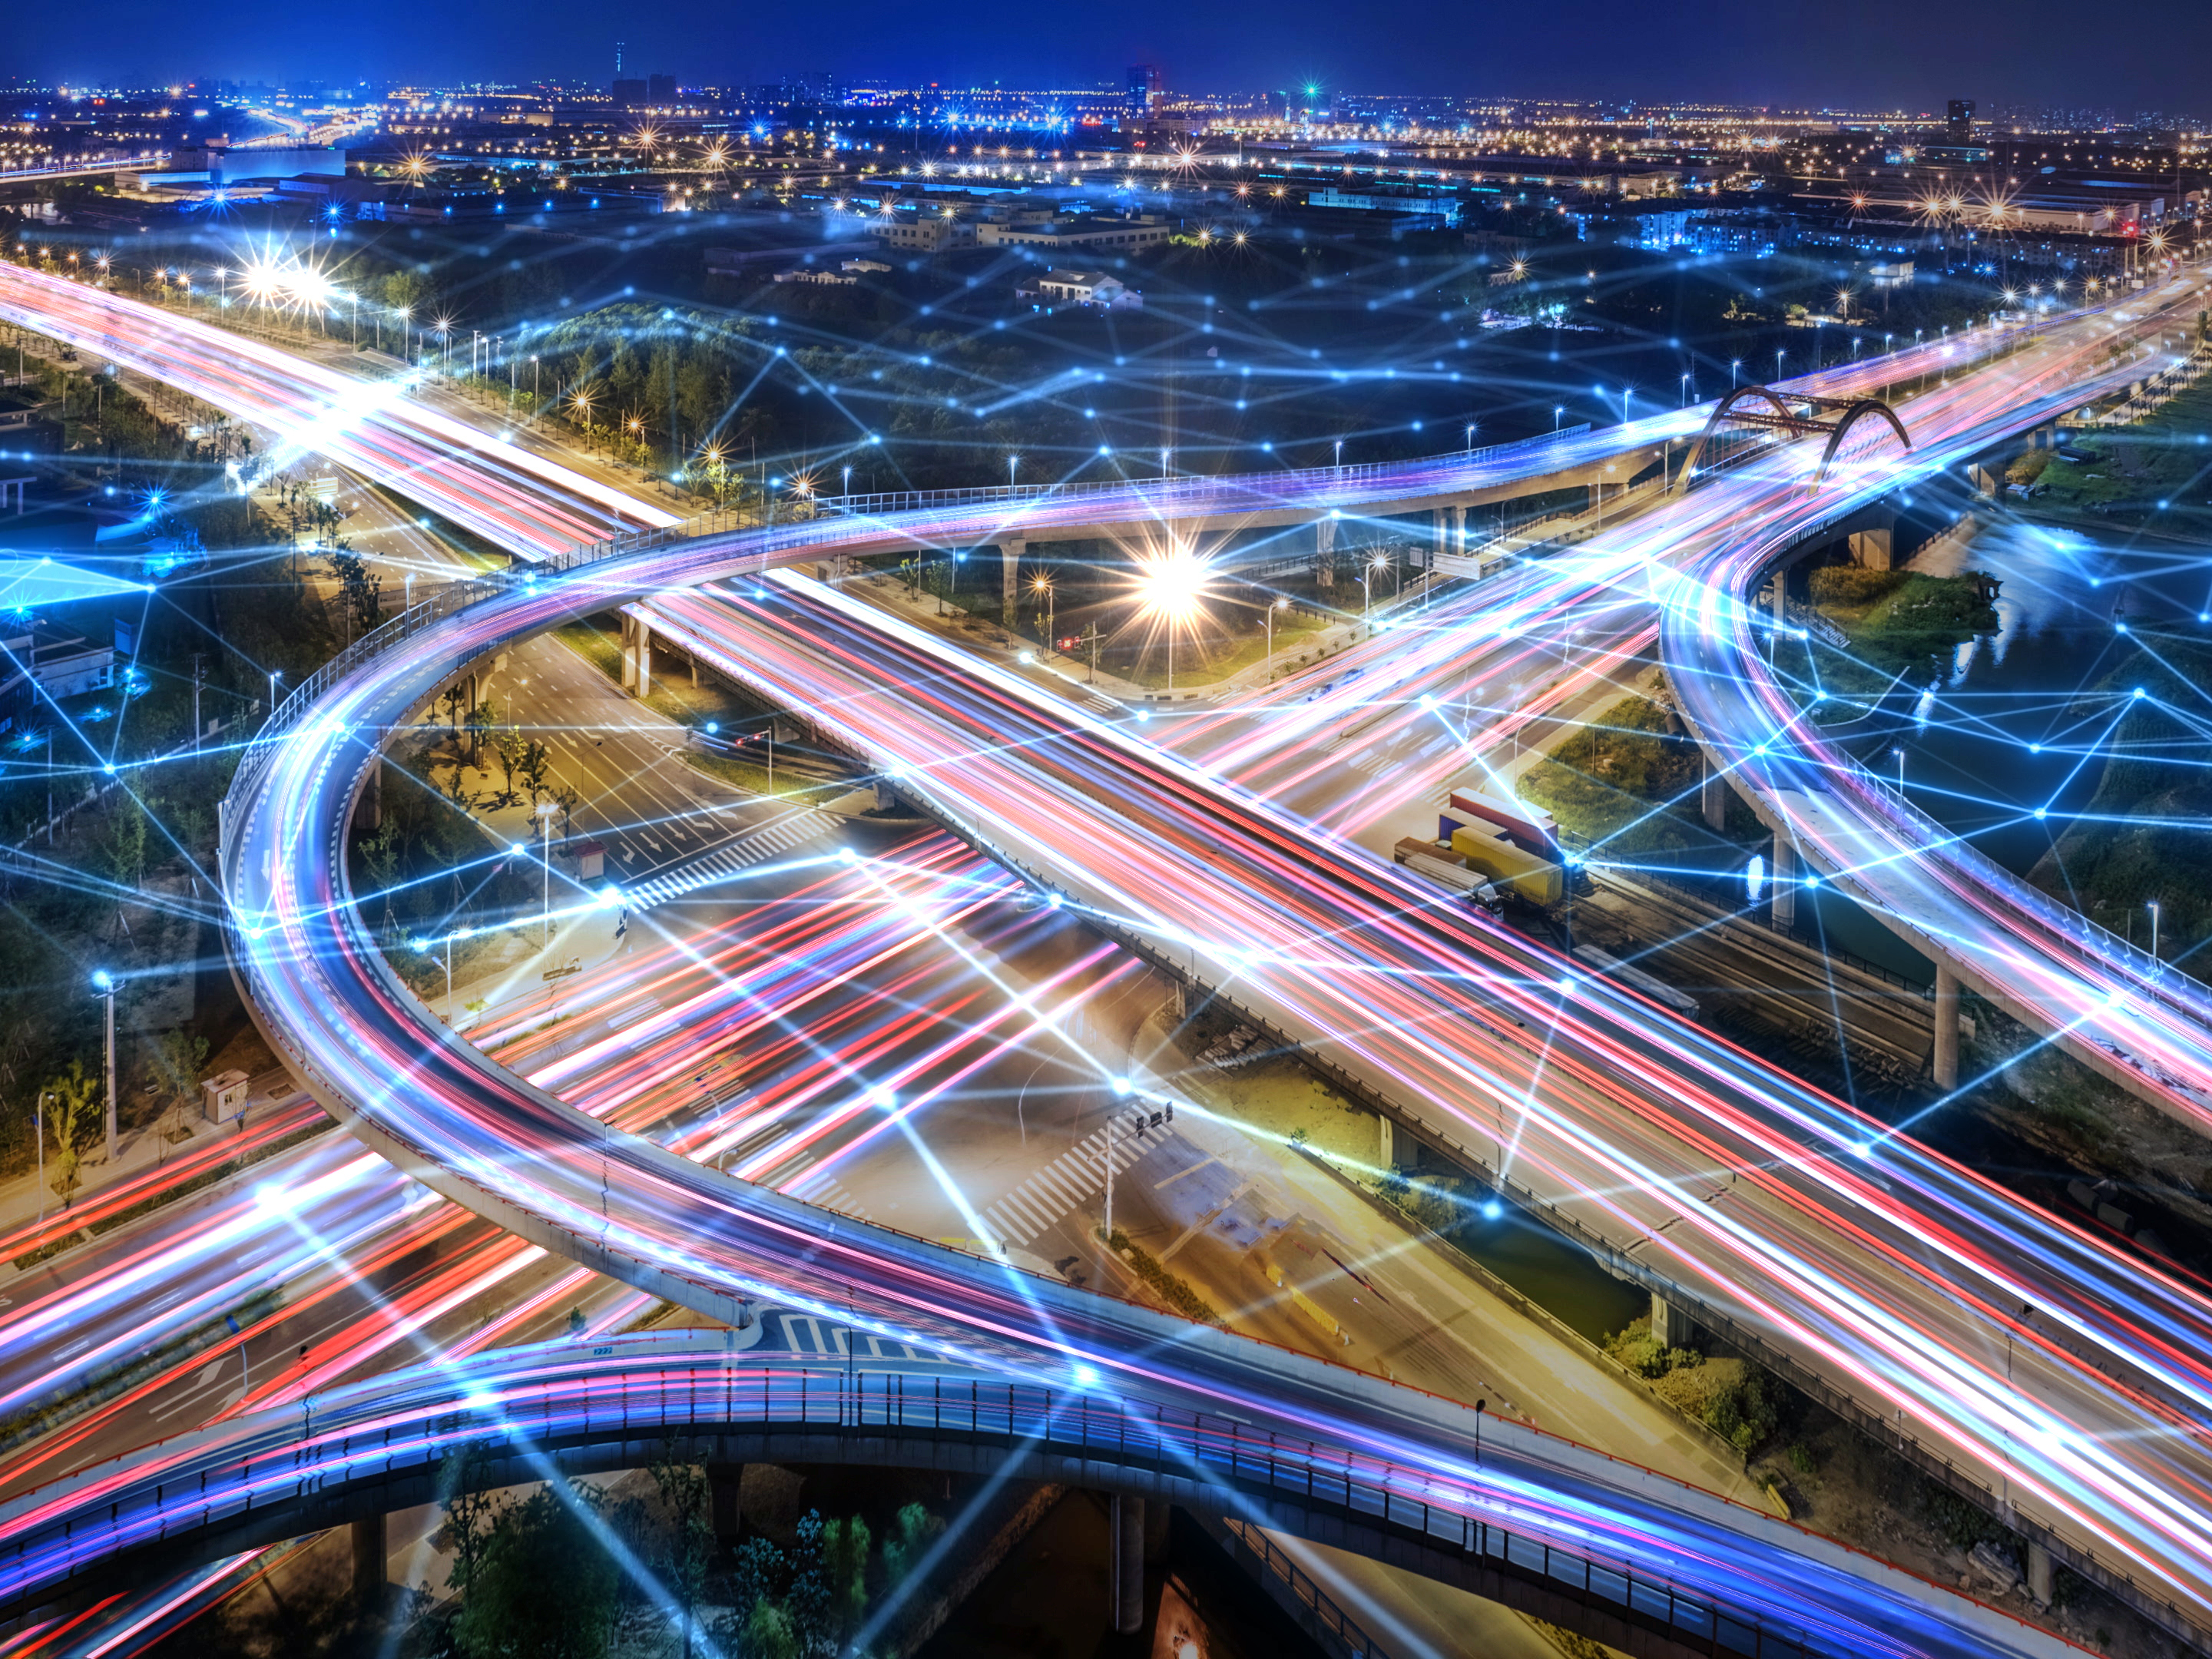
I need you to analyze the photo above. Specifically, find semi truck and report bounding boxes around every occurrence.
[1448,820,1565,907]
[1392,837,1504,915]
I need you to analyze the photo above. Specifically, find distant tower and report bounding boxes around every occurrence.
[615,40,624,74]
[1127,65,1159,121]
[1945,99,1974,144]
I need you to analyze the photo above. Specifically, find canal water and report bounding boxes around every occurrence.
[1793,488,2212,976]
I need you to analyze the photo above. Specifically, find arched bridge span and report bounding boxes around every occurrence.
[0,1335,2065,1659]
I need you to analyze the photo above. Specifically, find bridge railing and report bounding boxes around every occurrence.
[0,1353,1828,1659]
[810,425,1595,522]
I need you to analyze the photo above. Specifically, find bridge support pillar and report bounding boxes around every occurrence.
[1001,538,1025,629]
[1111,1494,1145,1634]
[1770,836,1796,932]
[351,1512,386,1607]
[1378,1114,1414,1171]
[1700,753,1727,834]
[1314,516,1336,591]
[1847,515,1896,571]
[2027,1541,2054,1608]
[620,614,654,697]
[1650,1292,1681,1348]
[1933,965,1961,1091]
[1451,504,1467,554]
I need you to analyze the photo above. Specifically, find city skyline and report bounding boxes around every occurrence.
[4,0,2210,118]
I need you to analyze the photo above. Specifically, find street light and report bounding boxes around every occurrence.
[2149,900,2161,962]
[538,801,559,946]
[1031,573,1055,646]
[1894,748,1906,793]
[1008,453,1019,488]
[1553,405,1565,431]
[1265,594,1288,669]
[1680,372,1691,406]
[1774,348,1786,381]
[267,670,282,727]
[91,969,117,1164]
[1132,544,1212,696]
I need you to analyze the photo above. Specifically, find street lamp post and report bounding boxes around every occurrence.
[1730,359,1741,388]
[1266,594,1287,674]
[1553,405,1565,432]
[93,969,117,1164]
[538,801,558,947]
[1775,348,1786,382]
[1680,372,1691,406]
[35,1091,48,1225]
[2149,900,2161,962]
[267,670,282,728]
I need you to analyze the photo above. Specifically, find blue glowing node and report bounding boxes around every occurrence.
[1481,1200,1503,1220]
[1112,1076,1133,1096]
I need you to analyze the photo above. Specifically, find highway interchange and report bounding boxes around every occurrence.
[0,257,2209,1657]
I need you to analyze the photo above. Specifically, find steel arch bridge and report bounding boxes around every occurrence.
[1678,385,1913,490]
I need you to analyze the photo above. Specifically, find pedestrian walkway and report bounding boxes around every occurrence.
[979,1117,1172,1250]
[782,1165,876,1225]
[618,809,842,912]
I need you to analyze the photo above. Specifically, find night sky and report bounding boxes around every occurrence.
[10,0,2210,114]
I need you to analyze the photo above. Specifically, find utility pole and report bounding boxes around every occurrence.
[191,653,204,752]
[1103,1111,1114,1240]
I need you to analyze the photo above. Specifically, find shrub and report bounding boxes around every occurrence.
[1809,565,1908,607]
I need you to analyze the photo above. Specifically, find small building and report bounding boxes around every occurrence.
[772,267,856,286]
[975,214,1171,252]
[1018,270,1143,311]
[200,1068,250,1125]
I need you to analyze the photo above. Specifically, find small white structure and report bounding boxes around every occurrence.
[1021,270,1144,311]
[200,1068,250,1124]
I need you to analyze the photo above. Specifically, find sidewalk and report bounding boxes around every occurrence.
[0,1065,312,1265]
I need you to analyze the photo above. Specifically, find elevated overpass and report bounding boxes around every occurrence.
[0,1330,2079,1659]
[8,251,2210,1645]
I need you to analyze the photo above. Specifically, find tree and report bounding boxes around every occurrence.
[452,1480,618,1659]
[43,1059,98,1205]
[439,682,469,735]
[648,1451,717,1659]
[98,795,147,890]
[879,1502,943,1589]
[462,700,498,770]
[435,1447,505,1599]
[820,1515,870,1649]
[785,1511,830,1659]
[492,726,525,806]
[147,1028,209,1141]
